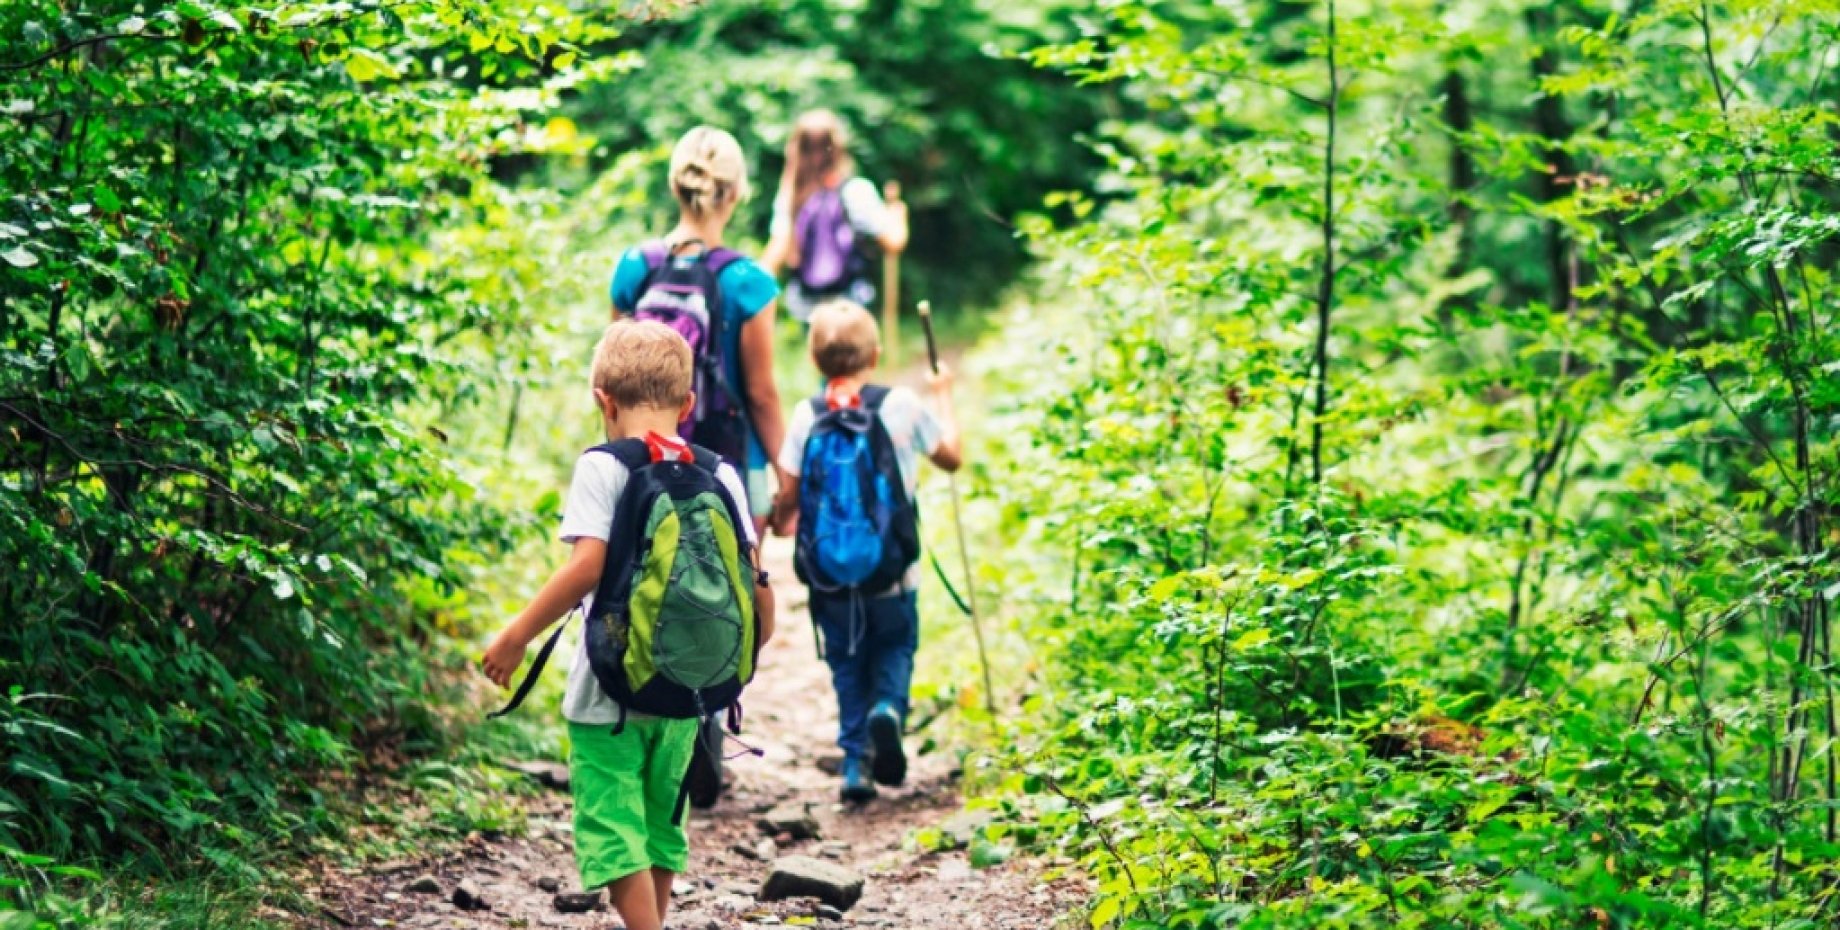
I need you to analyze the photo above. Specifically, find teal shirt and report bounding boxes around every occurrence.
[610,246,780,467]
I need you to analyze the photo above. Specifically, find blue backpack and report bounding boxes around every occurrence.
[793,386,919,597]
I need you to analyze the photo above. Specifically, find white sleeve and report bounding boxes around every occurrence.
[715,464,760,547]
[840,177,889,239]
[778,401,816,476]
[558,453,627,543]
[770,189,792,239]
[893,386,944,456]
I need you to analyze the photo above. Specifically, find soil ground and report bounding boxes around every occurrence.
[298,534,1084,930]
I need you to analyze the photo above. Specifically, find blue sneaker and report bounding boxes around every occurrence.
[867,701,907,787]
[840,755,877,803]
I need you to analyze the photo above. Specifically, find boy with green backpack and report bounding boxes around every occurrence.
[482,320,774,930]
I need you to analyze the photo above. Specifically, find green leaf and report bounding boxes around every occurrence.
[344,48,400,82]
[1230,628,1271,652]
[1,247,36,268]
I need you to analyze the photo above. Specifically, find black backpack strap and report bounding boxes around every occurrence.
[487,611,573,720]
[686,443,723,475]
[590,438,650,471]
[859,384,891,411]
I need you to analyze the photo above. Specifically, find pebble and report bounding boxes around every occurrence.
[816,903,846,922]
[758,803,821,841]
[536,876,561,893]
[553,890,604,913]
[452,879,488,911]
[819,841,850,860]
[935,858,973,885]
[404,874,441,895]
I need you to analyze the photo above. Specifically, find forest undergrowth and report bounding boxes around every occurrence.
[943,3,1840,929]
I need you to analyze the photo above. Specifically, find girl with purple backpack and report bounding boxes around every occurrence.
[611,126,788,539]
[761,110,910,322]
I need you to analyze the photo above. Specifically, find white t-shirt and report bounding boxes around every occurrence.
[556,447,757,725]
[770,176,890,241]
[777,385,944,593]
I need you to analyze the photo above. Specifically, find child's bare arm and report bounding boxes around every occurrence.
[925,367,963,472]
[769,483,799,537]
[757,581,777,646]
[751,546,777,646]
[482,539,606,687]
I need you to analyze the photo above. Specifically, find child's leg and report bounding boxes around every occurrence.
[811,594,875,759]
[569,721,669,928]
[607,870,662,930]
[651,868,675,922]
[862,591,919,786]
[865,590,920,718]
[637,717,698,918]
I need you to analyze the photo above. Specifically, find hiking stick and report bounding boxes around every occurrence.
[916,300,997,719]
[882,181,902,367]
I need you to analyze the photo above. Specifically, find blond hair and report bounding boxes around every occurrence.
[591,320,693,409]
[669,126,751,217]
[807,300,880,379]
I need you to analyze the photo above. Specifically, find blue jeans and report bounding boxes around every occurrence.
[810,590,918,760]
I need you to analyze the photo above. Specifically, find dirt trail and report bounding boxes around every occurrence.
[302,534,1081,930]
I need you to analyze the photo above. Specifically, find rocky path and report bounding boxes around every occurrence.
[300,535,1082,930]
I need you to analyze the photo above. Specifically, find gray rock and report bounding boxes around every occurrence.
[535,876,561,893]
[816,903,846,922]
[757,838,781,861]
[814,753,844,776]
[759,856,865,911]
[717,880,756,897]
[452,879,488,911]
[733,840,766,861]
[935,857,973,885]
[503,760,571,791]
[553,890,604,913]
[758,803,820,841]
[404,874,441,895]
[819,841,850,860]
[938,808,997,850]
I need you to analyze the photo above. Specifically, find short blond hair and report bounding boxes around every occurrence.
[669,126,751,217]
[592,320,693,409]
[807,300,880,379]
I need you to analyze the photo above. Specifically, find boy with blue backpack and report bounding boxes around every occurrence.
[483,320,774,930]
[772,300,962,802]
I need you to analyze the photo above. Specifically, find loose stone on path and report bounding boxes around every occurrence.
[758,856,865,911]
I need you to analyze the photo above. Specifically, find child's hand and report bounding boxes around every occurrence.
[925,364,955,398]
[482,629,528,689]
[769,489,798,537]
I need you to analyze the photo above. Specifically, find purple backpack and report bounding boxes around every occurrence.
[794,186,858,293]
[632,241,750,466]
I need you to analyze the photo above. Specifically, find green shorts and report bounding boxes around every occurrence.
[567,717,698,888]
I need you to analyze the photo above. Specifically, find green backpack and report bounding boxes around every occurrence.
[491,438,759,730]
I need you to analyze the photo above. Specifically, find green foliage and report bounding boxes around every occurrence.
[969,1,1840,927]
[0,0,670,919]
[555,0,1116,314]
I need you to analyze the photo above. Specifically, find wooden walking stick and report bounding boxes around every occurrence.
[917,300,997,718]
[882,181,902,367]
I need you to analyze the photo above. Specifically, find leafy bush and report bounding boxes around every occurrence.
[968,1,1839,927]
[0,0,651,905]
